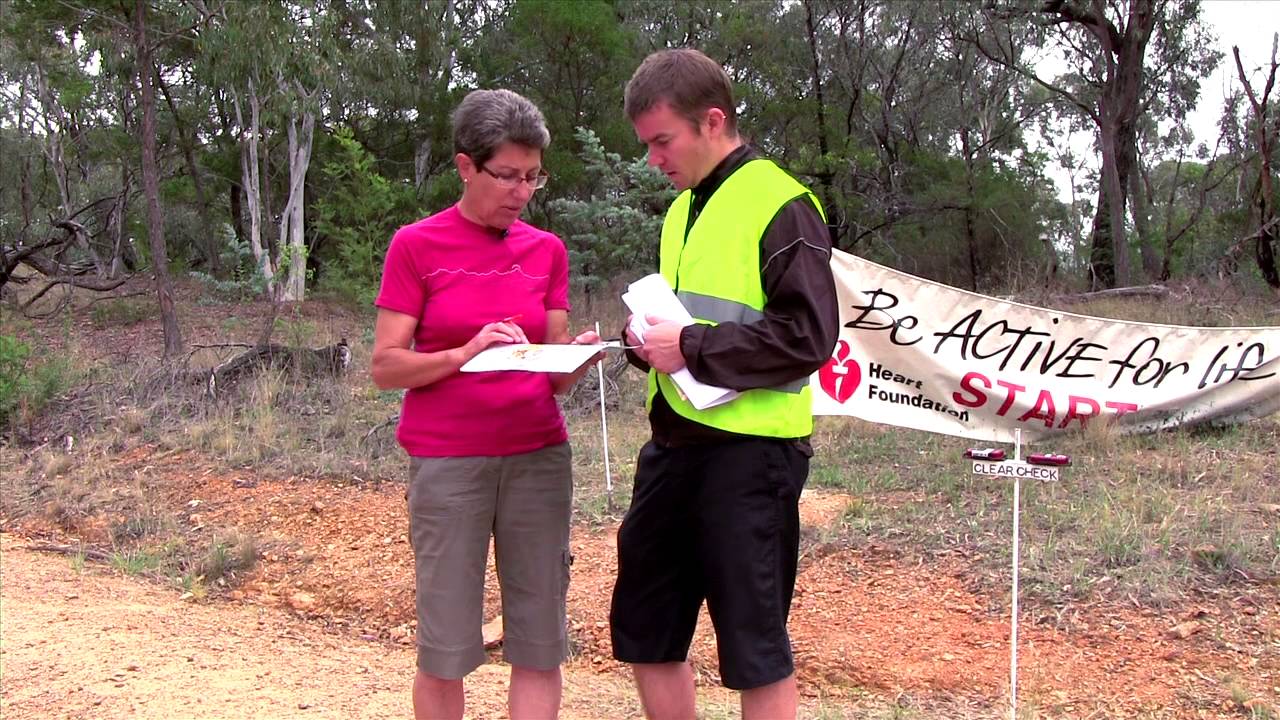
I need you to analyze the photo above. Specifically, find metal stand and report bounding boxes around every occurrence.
[1010,428,1021,720]
[594,322,614,511]
[969,430,1071,719]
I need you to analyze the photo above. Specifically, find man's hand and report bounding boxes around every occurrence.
[642,315,687,373]
[624,315,650,364]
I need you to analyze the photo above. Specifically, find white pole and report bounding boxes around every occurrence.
[594,322,614,508]
[1010,428,1021,720]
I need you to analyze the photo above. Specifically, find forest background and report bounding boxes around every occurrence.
[3,0,1279,351]
[3,3,1280,717]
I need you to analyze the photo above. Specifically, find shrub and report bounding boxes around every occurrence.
[0,334,72,428]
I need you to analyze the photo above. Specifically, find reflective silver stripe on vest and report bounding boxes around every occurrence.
[772,377,808,394]
[677,291,763,325]
[676,290,808,395]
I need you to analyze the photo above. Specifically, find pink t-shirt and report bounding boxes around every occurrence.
[375,204,571,457]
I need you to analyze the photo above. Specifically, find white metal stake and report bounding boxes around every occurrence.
[594,322,614,509]
[1010,428,1022,720]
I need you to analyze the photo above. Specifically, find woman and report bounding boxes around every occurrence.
[370,89,598,720]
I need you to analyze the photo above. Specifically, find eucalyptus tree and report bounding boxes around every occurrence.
[977,0,1218,289]
[775,0,1049,290]
[202,0,337,302]
[939,5,1059,289]
[467,0,639,226]
[273,0,339,302]
[790,0,967,264]
[615,0,725,52]
[1230,37,1279,289]
[0,0,106,272]
[0,0,195,354]
[321,0,492,203]
[133,0,187,355]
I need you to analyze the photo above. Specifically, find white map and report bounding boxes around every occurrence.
[460,342,617,373]
[622,274,740,410]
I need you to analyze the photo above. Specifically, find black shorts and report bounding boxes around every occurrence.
[609,437,809,690]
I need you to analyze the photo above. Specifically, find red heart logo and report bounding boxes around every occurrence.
[819,340,861,403]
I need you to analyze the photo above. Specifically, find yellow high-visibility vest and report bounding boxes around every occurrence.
[646,158,825,438]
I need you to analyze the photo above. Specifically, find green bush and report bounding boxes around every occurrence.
[90,299,152,327]
[548,127,673,298]
[0,334,71,428]
[312,127,418,306]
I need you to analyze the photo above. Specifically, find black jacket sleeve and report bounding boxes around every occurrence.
[679,197,839,391]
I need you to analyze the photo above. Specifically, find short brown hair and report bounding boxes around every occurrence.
[452,89,550,169]
[624,48,737,135]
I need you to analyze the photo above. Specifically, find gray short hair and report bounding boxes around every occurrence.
[452,89,550,168]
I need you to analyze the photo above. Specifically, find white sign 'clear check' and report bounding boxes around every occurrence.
[971,460,1061,482]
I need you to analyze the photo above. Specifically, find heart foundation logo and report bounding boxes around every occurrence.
[818,339,861,403]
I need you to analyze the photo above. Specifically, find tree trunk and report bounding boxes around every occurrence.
[413,137,432,191]
[1130,156,1159,280]
[1259,221,1280,289]
[215,92,246,246]
[233,82,275,295]
[1088,170,1117,289]
[111,82,135,278]
[228,181,245,247]
[34,65,72,217]
[1044,0,1154,290]
[108,165,131,278]
[1090,96,1134,289]
[278,100,314,302]
[960,128,980,291]
[802,0,835,213]
[157,70,217,272]
[35,63,106,275]
[16,79,33,245]
[1233,43,1279,289]
[135,0,184,357]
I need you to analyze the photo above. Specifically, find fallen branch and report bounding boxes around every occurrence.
[204,339,352,398]
[20,274,131,310]
[189,342,254,351]
[361,414,400,447]
[1053,284,1170,304]
[82,290,151,307]
[25,542,114,563]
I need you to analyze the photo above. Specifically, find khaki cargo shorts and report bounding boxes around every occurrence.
[407,442,573,678]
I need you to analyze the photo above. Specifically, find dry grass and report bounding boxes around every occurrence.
[803,283,1280,611]
[4,283,1276,623]
[0,435,260,599]
[805,415,1279,608]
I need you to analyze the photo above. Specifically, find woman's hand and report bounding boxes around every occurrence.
[376,308,520,390]
[571,328,605,366]
[462,319,528,359]
[570,329,601,346]
[548,326,604,394]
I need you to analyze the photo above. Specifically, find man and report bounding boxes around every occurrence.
[610,48,839,720]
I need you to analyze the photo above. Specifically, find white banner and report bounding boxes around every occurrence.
[812,250,1280,442]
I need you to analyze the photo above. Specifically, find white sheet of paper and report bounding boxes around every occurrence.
[460,343,608,373]
[622,274,740,410]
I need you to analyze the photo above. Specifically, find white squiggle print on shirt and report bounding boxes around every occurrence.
[422,264,549,281]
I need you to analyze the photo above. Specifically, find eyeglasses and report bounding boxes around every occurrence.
[478,163,550,190]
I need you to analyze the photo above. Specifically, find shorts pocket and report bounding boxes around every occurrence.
[560,548,573,600]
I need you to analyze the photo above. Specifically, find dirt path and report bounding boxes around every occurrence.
[4,453,1278,719]
[0,535,657,720]
[1,533,412,719]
